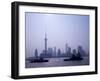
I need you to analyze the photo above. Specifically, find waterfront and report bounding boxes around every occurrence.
[25,56,89,68]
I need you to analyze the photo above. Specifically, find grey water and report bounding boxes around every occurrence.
[25,56,89,68]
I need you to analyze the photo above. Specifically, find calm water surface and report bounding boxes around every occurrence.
[25,57,89,68]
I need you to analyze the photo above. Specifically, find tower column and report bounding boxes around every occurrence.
[45,33,47,54]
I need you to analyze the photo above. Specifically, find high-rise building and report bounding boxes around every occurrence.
[34,49,38,58]
[67,47,71,57]
[44,33,47,55]
[72,49,77,55]
[65,43,68,54]
[78,46,86,56]
[53,47,56,57]
[57,49,61,56]
[48,48,53,55]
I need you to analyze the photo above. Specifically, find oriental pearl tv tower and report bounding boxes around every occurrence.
[44,33,48,55]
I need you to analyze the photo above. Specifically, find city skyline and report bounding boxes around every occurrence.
[32,33,88,58]
[25,12,89,58]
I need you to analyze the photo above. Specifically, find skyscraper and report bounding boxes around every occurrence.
[78,46,86,56]
[34,49,38,58]
[44,33,47,55]
[67,47,71,57]
[58,49,61,56]
[54,47,56,57]
[48,48,53,55]
[65,43,68,54]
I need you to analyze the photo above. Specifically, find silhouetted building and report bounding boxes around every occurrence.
[40,48,52,58]
[48,48,53,56]
[78,46,86,56]
[69,49,83,60]
[57,49,61,56]
[67,47,71,57]
[65,43,68,54]
[53,47,56,57]
[73,49,77,55]
[34,49,38,58]
[44,33,47,55]
[40,52,52,58]
[40,33,52,58]
[71,49,77,59]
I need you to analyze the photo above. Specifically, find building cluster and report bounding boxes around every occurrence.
[34,33,87,58]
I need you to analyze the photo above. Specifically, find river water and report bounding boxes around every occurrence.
[25,57,89,68]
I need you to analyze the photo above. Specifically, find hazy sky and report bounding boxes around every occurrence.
[25,12,89,57]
